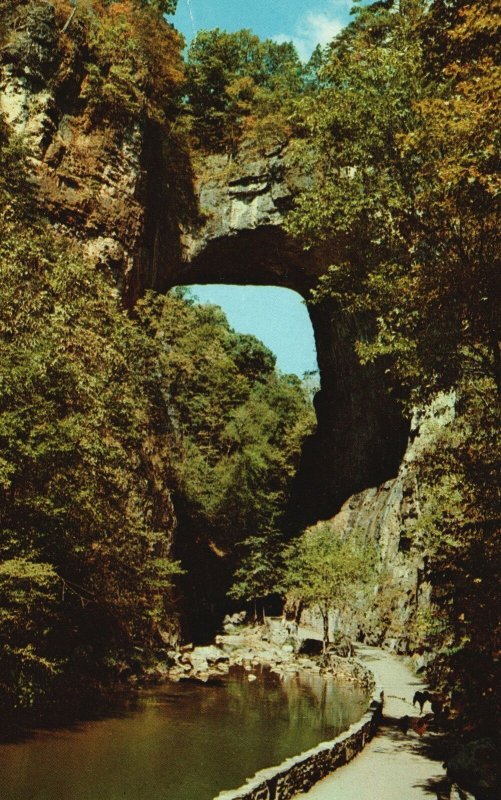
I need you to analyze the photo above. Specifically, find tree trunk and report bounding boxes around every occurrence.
[321,609,329,653]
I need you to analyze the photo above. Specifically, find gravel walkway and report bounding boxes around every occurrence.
[296,644,449,800]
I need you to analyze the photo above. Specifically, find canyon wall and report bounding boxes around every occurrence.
[1,1,425,647]
[299,394,456,661]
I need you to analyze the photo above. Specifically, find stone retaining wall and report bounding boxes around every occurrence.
[213,682,384,800]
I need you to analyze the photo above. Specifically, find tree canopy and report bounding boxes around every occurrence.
[184,28,308,152]
[142,290,315,556]
[282,523,376,651]
[286,0,500,731]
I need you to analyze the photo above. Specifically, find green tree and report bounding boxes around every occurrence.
[0,559,60,711]
[140,290,315,584]
[135,289,315,639]
[140,0,178,14]
[83,0,185,125]
[282,524,376,652]
[287,0,500,730]
[0,122,181,711]
[228,531,284,622]
[185,28,304,151]
[289,0,500,402]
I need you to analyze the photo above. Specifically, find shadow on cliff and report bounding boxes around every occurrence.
[126,121,200,306]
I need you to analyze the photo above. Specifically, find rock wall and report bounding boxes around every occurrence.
[293,301,409,522]
[298,394,456,658]
[213,682,383,800]
[0,8,139,276]
[174,149,319,292]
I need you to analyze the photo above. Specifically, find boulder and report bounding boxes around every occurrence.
[326,634,354,658]
[192,645,229,664]
[298,638,323,656]
[222,611,247,632]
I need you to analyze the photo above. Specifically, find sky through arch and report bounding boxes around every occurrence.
[170,3,360,378]
[184,285,319,378]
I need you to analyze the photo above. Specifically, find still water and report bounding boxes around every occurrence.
[0,668,368,800]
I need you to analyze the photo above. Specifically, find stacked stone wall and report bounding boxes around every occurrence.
[213,682,383,800]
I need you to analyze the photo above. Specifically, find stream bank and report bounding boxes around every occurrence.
[0,636,369,800]
[161,617,374,691]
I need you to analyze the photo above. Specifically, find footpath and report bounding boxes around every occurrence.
[297,644,449,800]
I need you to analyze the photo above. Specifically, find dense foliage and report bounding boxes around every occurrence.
[0,1,184,127]
[184,28,313,153]
[140,290,315,617]
[0,123,181,714]
[287,0,500,733]
[0,0,194,716]
[0,0,499,745]
[0,116,315,711]
[82,0,184,125]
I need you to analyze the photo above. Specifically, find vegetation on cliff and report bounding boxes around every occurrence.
[0,0,184,126]
[181,0,500,733]
[286,0,500,734]
[0,0,499,745]
[0,121,182,713]
[184,27,318,154]
[0,117,315,713]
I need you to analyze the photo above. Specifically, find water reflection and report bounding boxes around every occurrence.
[0,668,368,800]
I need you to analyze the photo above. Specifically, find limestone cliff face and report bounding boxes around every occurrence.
[0,1,191,304]
[299,394,456,661]
[0,5,138,275]
[175,149,319,292]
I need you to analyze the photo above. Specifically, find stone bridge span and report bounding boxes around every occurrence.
[167,152,409,522]
[0,50,407,519]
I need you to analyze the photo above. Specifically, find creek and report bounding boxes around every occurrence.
[0,667,368,800]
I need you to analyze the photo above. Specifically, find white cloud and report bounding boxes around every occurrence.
[273,1,353,61]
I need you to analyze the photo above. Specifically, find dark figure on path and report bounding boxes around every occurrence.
[413,690,445,718]
[413,690,430,713]
[399,714,431,736]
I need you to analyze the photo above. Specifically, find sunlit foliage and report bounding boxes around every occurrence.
[282,523,376,651]
[0,123,181,712]
[287,0,500,731]
[185,28,310,153]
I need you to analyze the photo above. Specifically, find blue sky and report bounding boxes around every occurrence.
[188,285,319,377]
[173,0,357,60]
[172,3,358,377]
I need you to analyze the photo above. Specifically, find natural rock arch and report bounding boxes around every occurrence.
[162,152,409,522]
[0,50,408,519]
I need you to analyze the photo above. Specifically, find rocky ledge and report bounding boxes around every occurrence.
[155,616,374,692]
